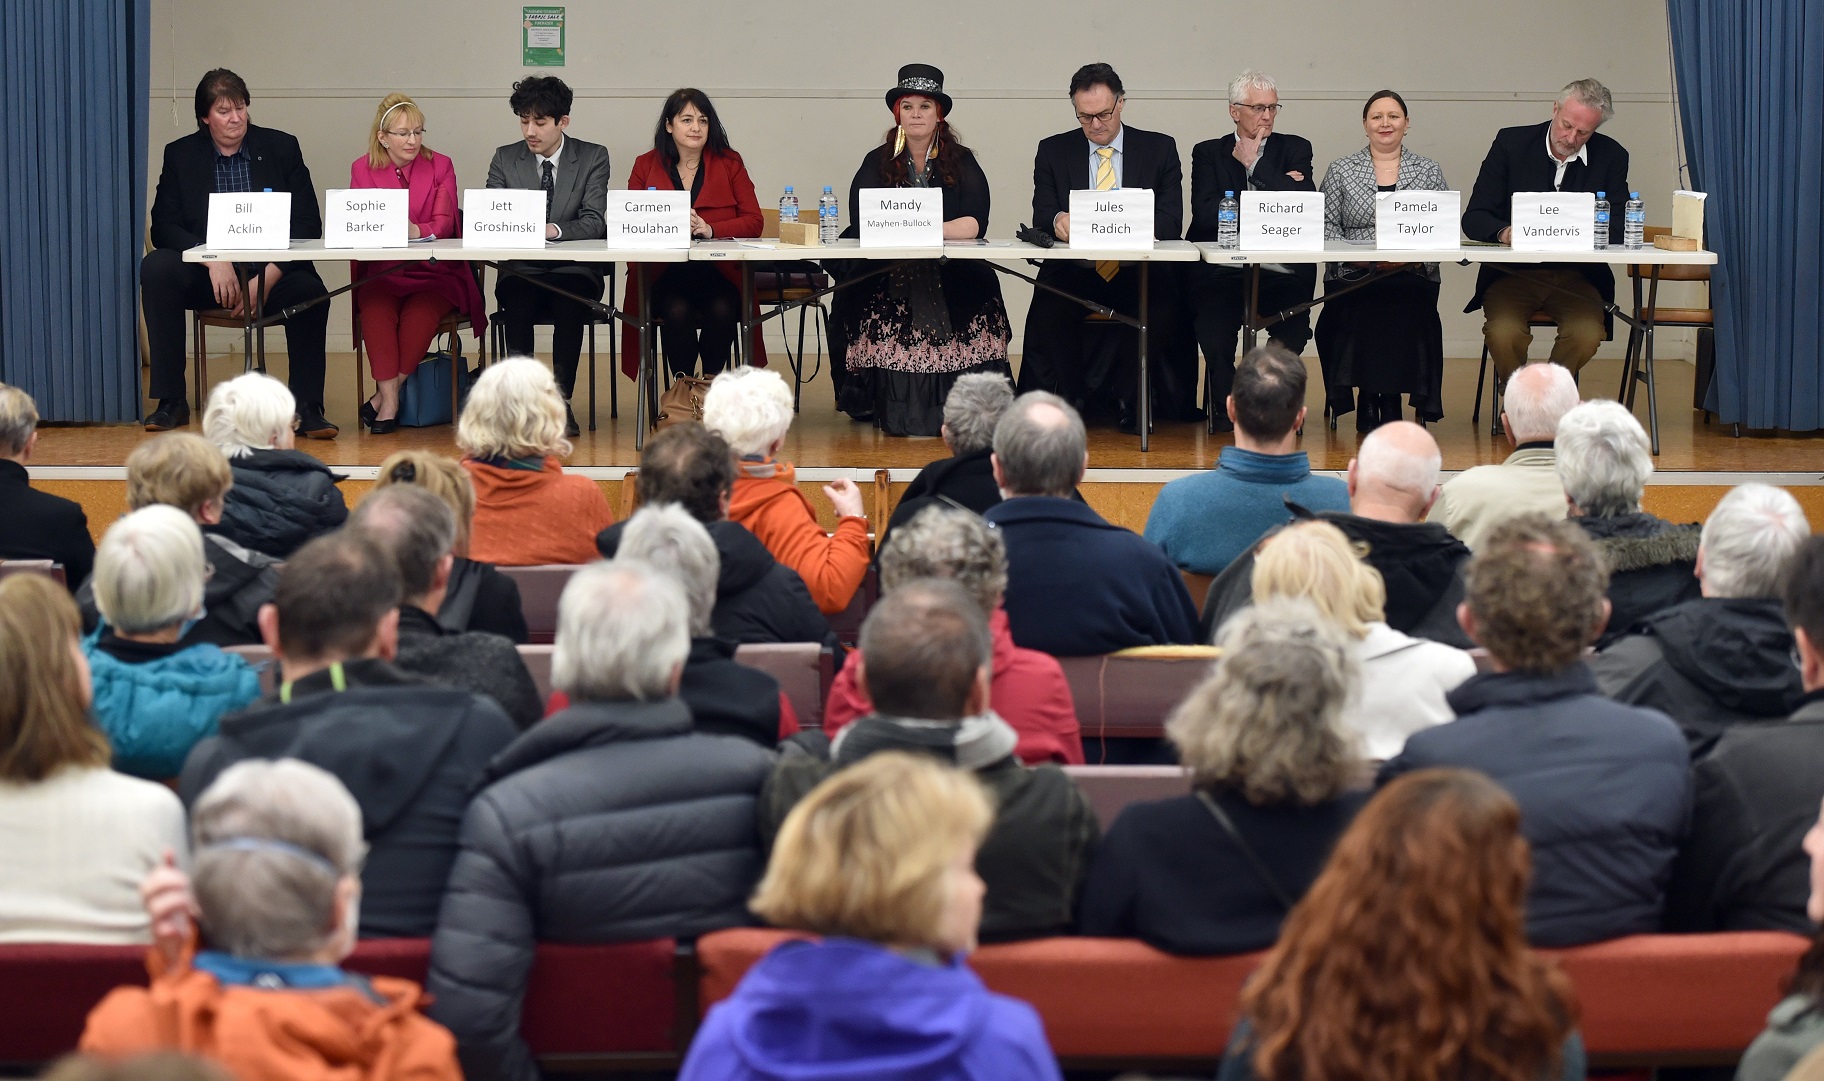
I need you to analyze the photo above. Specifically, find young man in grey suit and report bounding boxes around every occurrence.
[486,76,610,436]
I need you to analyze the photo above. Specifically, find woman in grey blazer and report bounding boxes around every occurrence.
[1315,91,1448,432]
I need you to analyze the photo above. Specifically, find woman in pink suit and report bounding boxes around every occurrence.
[349,93,486,434]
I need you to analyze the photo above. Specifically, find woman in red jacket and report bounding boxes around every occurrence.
[621,89,766,379]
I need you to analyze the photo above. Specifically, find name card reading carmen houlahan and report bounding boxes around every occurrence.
[1240,191,1325,251]
[205,191,292,251]
[324,189,408,249]
[1067,189,1157,250]
[1374,189,1461,251]
[1510,191,1597,252]
[858,188,943,248]
[604,190,691,249]
[463,189,546,249]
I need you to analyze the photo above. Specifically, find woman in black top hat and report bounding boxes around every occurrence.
[826,64,1012,437]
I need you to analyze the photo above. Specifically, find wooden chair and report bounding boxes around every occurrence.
[1619,225,1713,453]
[190,306,258,415]
[756,208,831,412]
[1472,310,1556,438]
[617,468,641,520]
[869,469,892,542]
[1179,570,1214,618]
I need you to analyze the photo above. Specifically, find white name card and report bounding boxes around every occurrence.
[464,189,546,249]
[205,192,291,250]
[1374,190,1460,250]
[858,188,942,248]
[1510,192,1595,252]
[605,190,691,249]
[1240,191,1324,251]
[1067,189,1156,250]
[324,189,408,249]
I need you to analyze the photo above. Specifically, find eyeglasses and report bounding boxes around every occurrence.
[1075,107,1118,125]
[383,128,426,138]
[1231,103,1282,117]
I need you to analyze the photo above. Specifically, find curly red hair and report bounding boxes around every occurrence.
[1238,768,1576,1081]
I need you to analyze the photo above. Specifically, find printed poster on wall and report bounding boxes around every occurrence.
[522,6,564,66]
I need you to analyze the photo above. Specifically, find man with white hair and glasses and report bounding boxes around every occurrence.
[1428,362,1581,549]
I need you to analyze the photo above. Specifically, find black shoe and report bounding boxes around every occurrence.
[359,398,379,427]
[1207,412,1235,434]
[564,401,580,438]
[368,417,398,435]
[296,404,339,440]
[144,399,190,431]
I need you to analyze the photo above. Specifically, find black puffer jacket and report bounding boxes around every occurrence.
[597,518,830,646]
[1575,512,1702,646]
[425,698,773,1081]
[212,448,348,558]
[78,533,277,647]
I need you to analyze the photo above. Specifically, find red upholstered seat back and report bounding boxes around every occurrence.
[0,944,145,1064]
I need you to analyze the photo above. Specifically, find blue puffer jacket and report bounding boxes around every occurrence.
[83,630,263,780]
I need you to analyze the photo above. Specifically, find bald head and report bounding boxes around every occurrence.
[1502,363,1581,444]
[992,391,1087,498]
[1349,421,1442,522]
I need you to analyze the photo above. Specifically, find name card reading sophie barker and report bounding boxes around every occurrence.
[1374,190,1460,250]
[464,189,546,249]
[1241,191,1324,251]
[604,190,690,249]
[324,189,408,248]
[1067,189,1157,250]
[205,191,291,250]
[858,188,943,248]
[1510,191,1597,252]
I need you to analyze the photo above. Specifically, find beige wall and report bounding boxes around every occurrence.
[149,0,1698,360]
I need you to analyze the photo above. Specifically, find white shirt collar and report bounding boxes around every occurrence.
[538,135,566,172]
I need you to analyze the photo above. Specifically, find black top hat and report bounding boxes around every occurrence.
[885,64,952,116]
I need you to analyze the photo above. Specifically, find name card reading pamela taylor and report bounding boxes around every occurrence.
[604,190,690,249]
[205,191,292,251]
[1510,191,1596,252]
[324,189,408,249]
[1373,190,1461,251]
[858,188,943,248]
[1240,191,1324,251]
[1067,188,1157,251]
[463,189,546,249]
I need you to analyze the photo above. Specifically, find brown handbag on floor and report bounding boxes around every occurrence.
[655,375,713,430]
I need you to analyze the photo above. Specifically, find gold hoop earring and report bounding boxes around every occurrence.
[893,125,906,157]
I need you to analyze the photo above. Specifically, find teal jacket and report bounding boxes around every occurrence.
[83,629,263,780]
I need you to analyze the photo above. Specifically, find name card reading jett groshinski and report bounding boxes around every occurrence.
[1240,191,1325,251]
[604,190,691,250]
[463,189,546,250]
[858,188,943,248]
[1068,189,1157,250]
[1510,191,1597,252]
[1374,190,1461,251]
[206,191,291,250]
[324,189,407,249]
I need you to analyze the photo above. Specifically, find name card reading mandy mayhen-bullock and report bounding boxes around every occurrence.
[605,190,690,249]
[1241,191,1324,251]
[858,188,943,248]
[1510,191,1596,252]
[1374,190,1461,251]
[464,189,546,249]
[205,191,291,250]
[1067,189,1156,250]
[324,189,408,248]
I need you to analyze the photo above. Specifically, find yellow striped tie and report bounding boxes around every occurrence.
[1094,146,1119,281]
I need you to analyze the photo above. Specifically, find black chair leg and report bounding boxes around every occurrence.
[1472,344,1488,425]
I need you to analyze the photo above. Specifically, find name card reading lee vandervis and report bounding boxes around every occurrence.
[1510,192,1596,252]
[605,190,690,249]
[206,192,291,250]
[464,189,546,249]
[1240,191,1324,251]
[858,188,942,248]
[1374,190,1460,250]
[1067,189,1156,250]
[325,189,408,248]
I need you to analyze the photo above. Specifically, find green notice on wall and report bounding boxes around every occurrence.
[522,6,565,67]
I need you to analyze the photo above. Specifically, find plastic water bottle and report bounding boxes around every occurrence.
[1592,192,1609,250]
[779,186,799,224]
[819,186,840,244]
[1217,190,1240,249]
[1623,192,1646,249]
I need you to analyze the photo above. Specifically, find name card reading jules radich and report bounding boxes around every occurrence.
[464,189,546,249]
[1510,191,1597,252]
[1068,189,1157,250]
[858,188,943,248]
[605,190,690,249]
[324,189,408,248]
[1241,191,1324,251]
[1374,190,1461,251]
[206,192,292,250]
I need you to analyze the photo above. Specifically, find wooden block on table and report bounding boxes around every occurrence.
[1653,234,1699,251]
[777,220,822,246]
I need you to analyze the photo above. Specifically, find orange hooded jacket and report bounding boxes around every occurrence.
[462,457,615,567]
[726,460,870,615]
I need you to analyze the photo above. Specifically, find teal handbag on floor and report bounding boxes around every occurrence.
[398,351,474,427]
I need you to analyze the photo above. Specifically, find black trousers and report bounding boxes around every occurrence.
[649,262,740,377]
[1190,262,1316,408]
[140,247,330,405]
[494,262,605,396]
[1016,262,1188,415]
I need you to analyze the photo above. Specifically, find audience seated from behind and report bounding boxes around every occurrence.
[1202,421,1470,647]
[1735,788,1824,1081]
[1592,483,1809,757]
[80,760,460,1080]
[1379,515,1689,947]
[426,560,773,1081]
[1250,520,1474,759]
[1556,399,1701,645]
[1144,344,1349,576]
[178,530,517,938]
[0,575,186,944]
[879,372,1017,547]
[348,486,543,729]
[986,392,1197,655]
[1079,599,1369,955]
[1427,362,1580,549]
[200,373,347,559]
[1663,534,1824,935]
[824,505,1082,765]
[374,451,528,643]
[0,382,94,590]
[761,579,1097,941]
[457,358,615,567]
[702,368,870,615]
[81,507,260,779]
[1216,768,1585,1081]
[681,753,1062,1081]
[595,422,830,646]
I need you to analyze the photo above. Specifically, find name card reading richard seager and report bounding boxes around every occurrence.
[206,191,291,250]
[858,188,943,248]
[1067,188,1156,250]
[1374,189,1461,251]
[1240,191,1324,251]
[324,189,408,248]
[605,190,690,249]
[1510,191,1596,252]
[464,189,546,249]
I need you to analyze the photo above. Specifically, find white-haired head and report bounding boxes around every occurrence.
[1350,421,1442,522]
[1228,69,1277,105]
[203,373,295,458]
[702,367,794,458]
[1502,363,1582,444]
[1555,400,1652,517]
[618,504,720,636]
[552,560,690,703]
[93,504,207,635]
[457,357,571,462]
[1557,78,1615,124]
[1699,484,1812,598]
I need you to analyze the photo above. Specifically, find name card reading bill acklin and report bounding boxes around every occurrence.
[1374,189,1461,251]
[1510,191,1596,252]
[858,188,943,248]
[205,191,292,251]
[463,189,546,249]
[1067,188,1157,250]
[1241,191,1324,251]
[324,189,408,249]
[605,190,691,250]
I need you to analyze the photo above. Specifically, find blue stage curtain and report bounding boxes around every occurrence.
[0,0,150,422]
[1668,0,1824,432]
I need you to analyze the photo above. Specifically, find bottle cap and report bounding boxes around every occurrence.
[647,186,657,190]
[1597,192,1605,198]
[784,185,794,192]
[824,185,833,192]
[263,187,272,193]
[1225,190,1235,197]
[1631,191,1640,198]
